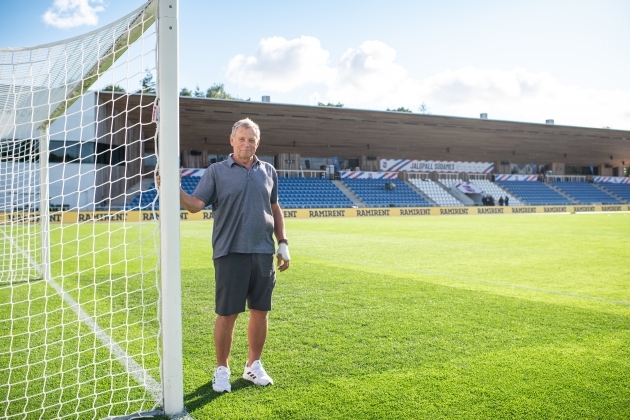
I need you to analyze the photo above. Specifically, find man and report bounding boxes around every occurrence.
[176,118,290,393]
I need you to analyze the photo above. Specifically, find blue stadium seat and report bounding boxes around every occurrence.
[342,178,431,207]
[278,177,354,208]
[496,181,574,205]
[550,182,623,204]
[594,182,630,203]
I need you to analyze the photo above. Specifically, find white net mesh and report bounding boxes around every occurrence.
[0,1,164,418]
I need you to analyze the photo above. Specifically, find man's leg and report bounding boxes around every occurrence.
[215,313,238,368]
[247,309,268,366]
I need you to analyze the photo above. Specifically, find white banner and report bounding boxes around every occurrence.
[340,171,398,179]
[455,182,483,194]
[495,174,538,181]
[380,159,493,173]
[181,168,206,177]
[594,176,630,184]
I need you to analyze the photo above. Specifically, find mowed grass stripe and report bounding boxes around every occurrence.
[301,253,630,307]
[178,213,630,419]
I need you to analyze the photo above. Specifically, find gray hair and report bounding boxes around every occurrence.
[231,118,260,140]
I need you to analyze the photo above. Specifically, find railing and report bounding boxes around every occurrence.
[468,173,491,181]
[547,175,587,182]
[437,173,461,181]
[406,172,430,180]
[277,169,327,178]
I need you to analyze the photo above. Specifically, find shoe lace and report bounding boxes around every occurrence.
[215,368,230,381]
[250,362,268,377]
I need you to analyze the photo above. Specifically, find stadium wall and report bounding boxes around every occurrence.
[2,204,628,224]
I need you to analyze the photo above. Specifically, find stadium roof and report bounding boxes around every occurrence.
[113,94,630,168]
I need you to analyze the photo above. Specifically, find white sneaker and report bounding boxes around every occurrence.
[242,360,273,386]
[212,366,231,393]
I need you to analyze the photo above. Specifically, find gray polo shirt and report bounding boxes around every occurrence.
[192,154,278,259]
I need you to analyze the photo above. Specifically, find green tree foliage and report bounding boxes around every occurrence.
[137,70,156,94]
[101,84,126,93]
[206,83,237,99]
[180,83,247,100]
[179,87,193,96]
[317,102,344,107]
[387,107,412,112]
[193,85,204,98]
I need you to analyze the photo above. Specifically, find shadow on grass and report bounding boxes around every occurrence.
[184,378,255,412]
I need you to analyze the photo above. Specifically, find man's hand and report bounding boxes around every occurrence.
[276,243,290,272]
[155,172,182,189]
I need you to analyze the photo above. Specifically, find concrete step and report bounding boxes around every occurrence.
[332,180,365,207]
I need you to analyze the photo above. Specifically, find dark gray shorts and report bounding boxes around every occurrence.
[213,253,276,316]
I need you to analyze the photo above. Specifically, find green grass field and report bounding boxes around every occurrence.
[2,213,629,419]
[180,213,630,419]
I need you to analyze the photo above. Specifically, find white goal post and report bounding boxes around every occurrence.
[0,0,184,418]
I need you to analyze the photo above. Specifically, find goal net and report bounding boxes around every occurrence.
[0,1,169,418]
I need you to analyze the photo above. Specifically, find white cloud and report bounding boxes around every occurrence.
[419,67,630,128]
[226,36,332,92]
[226,36,630,129]
[42,0,105,29]
[326,41,414,106]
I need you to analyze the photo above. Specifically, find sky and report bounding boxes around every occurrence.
[1,0,629,130]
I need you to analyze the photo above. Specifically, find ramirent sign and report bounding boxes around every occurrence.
[380,159,494,173]
[7,204,628,224]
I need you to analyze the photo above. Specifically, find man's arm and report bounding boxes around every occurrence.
[156,175,206,213]
[180,189,206,213]
[271,202,290,271]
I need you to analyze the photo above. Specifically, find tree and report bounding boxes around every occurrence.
[387,107,412,112]
[193,85,204,98]
[317,102,344,107]
[101,84,125,93]
[206,83,237,99]
[418,102,430,114]
[179,87,193,96]
[137,69,156,94]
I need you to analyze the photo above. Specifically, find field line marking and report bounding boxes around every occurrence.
[0,226,43,278]
[44,277,164,402]
[304,254,630,307]
[1,227,163,404]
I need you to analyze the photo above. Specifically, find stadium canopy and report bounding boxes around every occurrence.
[112,94,630,168]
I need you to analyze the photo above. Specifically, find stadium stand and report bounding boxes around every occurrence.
[126,183,158,210]
[343,178,431,207]
[125,175,356,210]
[549,181,623,204]
[437,178,464,189]
[126,174,628,210]
[496,181,575,205]
[472,179,524,206]
[408,178,464,206]
[278,178,354,208]
[593,182,630,203]
[126,175,206,210]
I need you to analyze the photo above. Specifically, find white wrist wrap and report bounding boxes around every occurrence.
[277,243,290,261]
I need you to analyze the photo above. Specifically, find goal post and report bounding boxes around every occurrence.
[156,0,184,416]
[0,0,184,417]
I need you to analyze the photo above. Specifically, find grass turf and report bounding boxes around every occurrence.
[180,213,630,419]
[1,212,629,419]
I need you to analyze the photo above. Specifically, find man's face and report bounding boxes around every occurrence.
[230,126,259,161]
